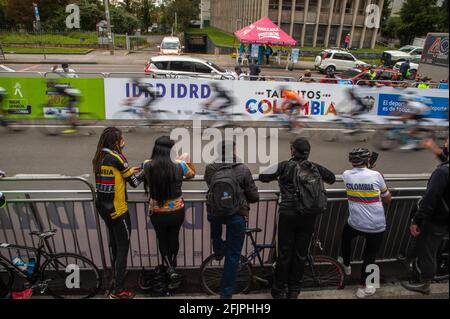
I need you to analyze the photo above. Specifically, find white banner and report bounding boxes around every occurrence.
[104,78,449,123]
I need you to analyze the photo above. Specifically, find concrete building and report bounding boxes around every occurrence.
[210,0,385,48]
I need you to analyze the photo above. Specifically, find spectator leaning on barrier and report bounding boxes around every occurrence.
[300,70,315,83]
[249,59,261,81]
[259,138,336,299]
[205,140,259,299]
[143,136,196,290]
[402,141,449,295]
[339,148,392,299]
[422,138,449,163]
[92,127,145,299]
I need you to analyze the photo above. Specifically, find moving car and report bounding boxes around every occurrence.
[381,45,423,67]
[144,55,234,79]
[314,49,369,74]
[158,36,184,55]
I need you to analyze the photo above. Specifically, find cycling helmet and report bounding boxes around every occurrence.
[349,147,371,165]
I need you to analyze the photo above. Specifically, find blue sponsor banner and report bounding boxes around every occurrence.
[377,93,449,119]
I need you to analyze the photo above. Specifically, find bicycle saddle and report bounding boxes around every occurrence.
[29,230,57,238]
[245,228,262,234]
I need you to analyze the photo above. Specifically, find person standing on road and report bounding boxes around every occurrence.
[92,127,145,299]
[249,59,261,81]
[265,45,273,65]
[259,138,336,299]
[339,148,392,299]
[402,142,449,294]
[400,60,411,81]
[344,33,351,49]
[205,140,259,299]
[143,136,196,290]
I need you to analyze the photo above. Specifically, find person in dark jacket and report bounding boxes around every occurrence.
[249,59,261,81]
[400,60,411,81]
[402,142,449,294]
[259,138,336,299]
[205,140,259,299]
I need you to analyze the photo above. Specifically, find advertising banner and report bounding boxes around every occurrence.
[0,77,105,119]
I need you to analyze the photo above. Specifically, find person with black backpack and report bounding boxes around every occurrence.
[402,142,449,295]
[205,140,259,299]
[259,137,336,299]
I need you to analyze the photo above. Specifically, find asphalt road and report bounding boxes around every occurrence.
[0,125,444,192]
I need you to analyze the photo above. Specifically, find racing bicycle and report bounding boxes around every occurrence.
[0,229,101,299]
[199,228,345,296]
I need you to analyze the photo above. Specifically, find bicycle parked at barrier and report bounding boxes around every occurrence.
[199,228,345,296]
[34,80,100,136]
[0,229,102,299]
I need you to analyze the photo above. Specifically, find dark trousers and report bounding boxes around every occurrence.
[341,223,384,286]
[105,213,131,293]
[208,214,246,299]
[150,208,185,268]
[274,213,317,293]
[414,222,449,281]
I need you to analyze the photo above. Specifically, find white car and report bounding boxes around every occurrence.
[315,50,369,74]
[393,57,420,78]
[158,36,184,55]
[381,45,423,67]
[145,55,235,79]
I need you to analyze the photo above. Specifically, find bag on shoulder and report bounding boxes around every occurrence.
[293,161,328,216]
[207,165,243,217]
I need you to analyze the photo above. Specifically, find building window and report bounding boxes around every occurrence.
[282,0,293,10]
[293,23,303,39]
[321,0,331,13]
[334,0,341,14]
[345,0,354,14]
[269,0,279,10]
[309,0,318,11]
[358,0,367,15]
[295,0,305,11]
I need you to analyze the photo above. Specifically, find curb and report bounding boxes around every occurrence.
[1,60,98,65]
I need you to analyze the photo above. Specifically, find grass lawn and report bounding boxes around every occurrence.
[186,27,390,54]
[3,47,92,54]
[0,32,126,47]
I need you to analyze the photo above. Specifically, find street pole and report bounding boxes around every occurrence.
[175,12,178,35]
[104,0,114,55]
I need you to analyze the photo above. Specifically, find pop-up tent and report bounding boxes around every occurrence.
[234,17,297,46]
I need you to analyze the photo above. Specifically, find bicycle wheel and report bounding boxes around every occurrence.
[303,255,345,290]
[200,254,253,296]
[0,259,14,299]
[372,129,399,151]
[75,112,100,136]
[41,253,102,299]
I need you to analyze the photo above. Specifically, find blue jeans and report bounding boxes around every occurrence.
[207,214,246,299]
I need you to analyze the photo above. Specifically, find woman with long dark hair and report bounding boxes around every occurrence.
[92,127,144,299]
[143,136,195,286]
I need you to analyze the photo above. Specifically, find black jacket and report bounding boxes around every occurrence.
[259,159,336,215]
[205,162,259,217]
[413,161,449,227]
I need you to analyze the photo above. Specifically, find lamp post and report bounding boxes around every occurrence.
[104,0,114,55]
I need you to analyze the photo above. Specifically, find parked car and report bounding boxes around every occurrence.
[158,36,184,55]
[381,45,423,67]
[314,49,369,74]
[339,67,401,85]
[145,55,235,79]
[393,57,420,79]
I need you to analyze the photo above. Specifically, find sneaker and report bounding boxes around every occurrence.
[11,289,33,299]
[356,286,376,299]
[109,290,135,299]
[401,280,431,295]
[337,257,352,276]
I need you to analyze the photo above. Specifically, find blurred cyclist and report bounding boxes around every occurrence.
[279,86,308,132]
[47,81,82,134]
[202,82,235,126]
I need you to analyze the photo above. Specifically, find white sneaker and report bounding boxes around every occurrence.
[337,257,352,276]
[400,143,418,151]
[356,286,377,299]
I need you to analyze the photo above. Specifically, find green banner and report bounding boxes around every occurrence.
[0,77,105,119]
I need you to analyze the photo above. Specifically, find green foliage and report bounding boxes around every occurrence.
[161,0,200,32]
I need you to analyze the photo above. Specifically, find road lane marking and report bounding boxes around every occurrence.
[0,64,15,72]
[19,64,41,72]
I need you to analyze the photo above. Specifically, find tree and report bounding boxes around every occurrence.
[161,0,200,33]
[5,0,36,29]
[397,0,440,45]
[380,0,392,32]
[110,5,139,34]
[382,16,402,40]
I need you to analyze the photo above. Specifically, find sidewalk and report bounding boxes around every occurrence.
[131,283,449,299]
[1,50,316,70]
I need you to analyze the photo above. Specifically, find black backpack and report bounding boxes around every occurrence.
[293,161,328,217]
[207,165,243,217]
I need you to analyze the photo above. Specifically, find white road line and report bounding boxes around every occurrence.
[0,64,16,72]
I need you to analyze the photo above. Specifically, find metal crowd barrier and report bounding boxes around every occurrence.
[0,175,429,270]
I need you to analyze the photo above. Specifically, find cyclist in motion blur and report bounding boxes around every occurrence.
[201,82,236,127]
[120,78,161,122]
[277,86,308,133]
